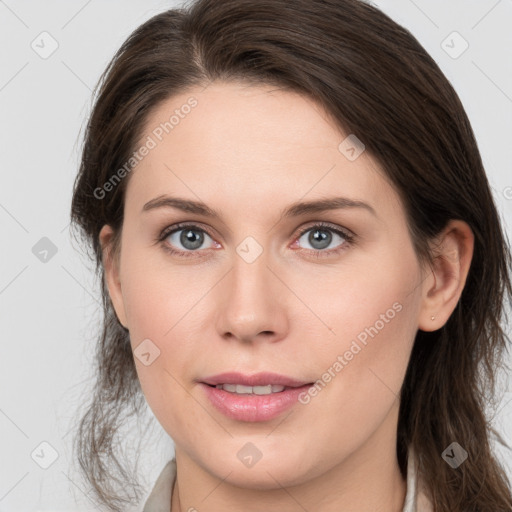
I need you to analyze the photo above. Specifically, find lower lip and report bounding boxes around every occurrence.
[199,383,314,422]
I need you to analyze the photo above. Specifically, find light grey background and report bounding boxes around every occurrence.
[0,1,511,510]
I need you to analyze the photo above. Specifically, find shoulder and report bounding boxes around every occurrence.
[142,458,177,512]
[403,445,434,512]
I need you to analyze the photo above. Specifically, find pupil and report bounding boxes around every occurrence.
[310,229,331,249]
[181,229,203,250]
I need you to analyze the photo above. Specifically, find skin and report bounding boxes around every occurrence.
[100,81,474,512]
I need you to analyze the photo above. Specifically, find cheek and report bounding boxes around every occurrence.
[296,247,420,355]
[332,272,419,365]
[302,248,422,430]
[116,244,193,407]
[117,246,229,428]
[119,240,192,340]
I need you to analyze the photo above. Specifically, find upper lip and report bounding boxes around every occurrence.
[200,372,313,388]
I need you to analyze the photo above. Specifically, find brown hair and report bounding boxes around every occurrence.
[69,0,512,510]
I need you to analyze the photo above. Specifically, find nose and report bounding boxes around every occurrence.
[214,246,289,344]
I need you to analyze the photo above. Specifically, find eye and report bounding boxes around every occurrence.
[294,222,354,256]
[158,223,218,258]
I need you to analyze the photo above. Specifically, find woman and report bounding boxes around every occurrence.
[69,0,512,510]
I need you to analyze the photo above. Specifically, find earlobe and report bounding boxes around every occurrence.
[418,220,474,332]
[99,224,129,329]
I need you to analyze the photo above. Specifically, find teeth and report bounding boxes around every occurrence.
[215,383,286,395]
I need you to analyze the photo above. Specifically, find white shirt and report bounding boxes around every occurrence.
[142,444,433,511]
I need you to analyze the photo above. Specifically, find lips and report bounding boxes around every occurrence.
[200,381,315,422]
[200,371,313,388]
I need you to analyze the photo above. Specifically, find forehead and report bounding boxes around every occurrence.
[125,81,400,222]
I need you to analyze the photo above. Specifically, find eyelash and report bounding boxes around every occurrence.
[156,221,356,259]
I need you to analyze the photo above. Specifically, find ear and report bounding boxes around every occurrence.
[417,220,474,332]
[99,224,128,329]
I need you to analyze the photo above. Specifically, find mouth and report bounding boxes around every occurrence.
[203,382,311,395]
[200,371,314,390]
[199,381,316,422]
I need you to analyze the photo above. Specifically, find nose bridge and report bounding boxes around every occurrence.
[216,238,288,342]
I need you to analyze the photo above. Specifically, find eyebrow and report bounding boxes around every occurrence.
[142,195,377,218]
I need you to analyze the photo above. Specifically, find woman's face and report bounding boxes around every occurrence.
[101,81,432,488]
